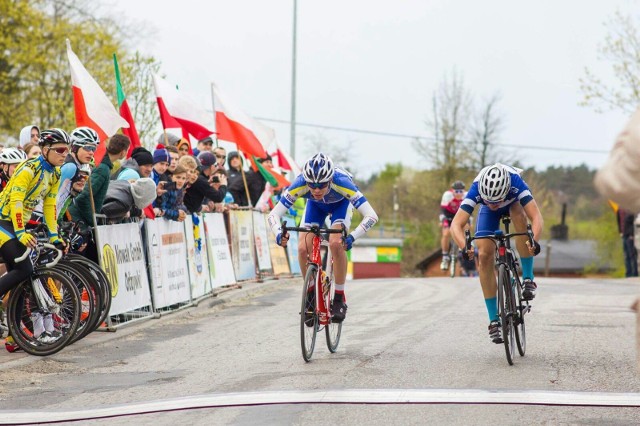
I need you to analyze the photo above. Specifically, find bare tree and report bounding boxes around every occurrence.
[303,130,358,177]
[580,11,640,114]
[413,69,473,186]
[470,93,504,168]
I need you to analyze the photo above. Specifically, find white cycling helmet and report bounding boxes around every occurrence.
[302,153,334,184]
[0,147,27,165]
[70,127,100,147]
[478,163,511,203]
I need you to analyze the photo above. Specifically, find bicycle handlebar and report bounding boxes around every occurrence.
[281,222,348,239]
[465,224,534,251]
[14,243,63,268]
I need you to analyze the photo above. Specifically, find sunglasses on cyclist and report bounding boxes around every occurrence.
[307,182,329,190]
[49,147,69,155]
[79,144,97,152]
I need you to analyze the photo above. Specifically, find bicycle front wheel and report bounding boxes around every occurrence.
[513,272,526,356]
[497,264,515,365]
[300,265,318,362]
[6,269,81,356]
[325,276,342,353]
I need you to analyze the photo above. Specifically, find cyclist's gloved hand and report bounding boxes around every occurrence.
[17,232,36,248]
[276,232,289,247]
[343,234,355,251]
[532,240,541,256]
[50,237,67,251]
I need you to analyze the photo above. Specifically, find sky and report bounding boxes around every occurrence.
[111,0,637,178]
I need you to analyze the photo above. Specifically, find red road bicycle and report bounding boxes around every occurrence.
[281,222,347,362]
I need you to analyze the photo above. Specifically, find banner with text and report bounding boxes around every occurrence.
[144,219,191,309]
[252,211,272,272]
[203,213,236,288]
[229,210,257,281]
[184,214,212,299]
[96,222,152,315]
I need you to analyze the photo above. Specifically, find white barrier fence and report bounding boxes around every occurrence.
[95,212,298,326]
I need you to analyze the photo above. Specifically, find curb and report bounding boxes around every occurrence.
[0,276,300,370]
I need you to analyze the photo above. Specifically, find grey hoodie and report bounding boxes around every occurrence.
[19,125,39,148]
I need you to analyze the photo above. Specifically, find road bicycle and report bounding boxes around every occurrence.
[465,216,533,365]
[281,222,347,362]
[5,242,82,356]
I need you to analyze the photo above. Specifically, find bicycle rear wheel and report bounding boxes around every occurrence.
[6,269,81,356]
[497,264,515,365]
[513,272,526,356]
[66,254,112,329]
[325,271,342,353]
[300,265,318,362]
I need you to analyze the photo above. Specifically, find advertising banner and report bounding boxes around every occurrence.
[144,219,191,309]
[229,210,257,281]
[252,211,272,271]
[184,214,212,299]
[267,223,290,276]
[282,215,301,275]
[203,213,236,288]
[96,222,152,315]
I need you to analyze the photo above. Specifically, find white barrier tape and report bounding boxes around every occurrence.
[2,389,640,424]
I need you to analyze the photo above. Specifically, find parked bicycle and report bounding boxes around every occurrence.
[281,222,347,362]
[465,216,534,365]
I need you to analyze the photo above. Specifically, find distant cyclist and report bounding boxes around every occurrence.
[267,153,378,323]
[0,148,27,190]
[439,180,467,270]
[0,129,70,343]
[450,163,543,344]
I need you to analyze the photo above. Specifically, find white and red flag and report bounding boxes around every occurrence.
[212,83,271,159]
[67,40,128,163]
[152,74,215,142]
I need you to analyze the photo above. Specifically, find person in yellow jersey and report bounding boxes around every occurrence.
[0,129,70,345]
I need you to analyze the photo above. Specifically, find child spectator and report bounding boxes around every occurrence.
[23,143,41,159]
[155,165,188,222]
[101,178,157,224]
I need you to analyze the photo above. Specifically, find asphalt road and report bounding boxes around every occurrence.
[1,276,639,425]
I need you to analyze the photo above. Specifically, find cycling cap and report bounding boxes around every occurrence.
[478,163,511,203]
[72,163,91,182]
[70,127,100,146]
[0,147,27,165]
[452,180,465,190]
[39,128,71,147]
[302,152,334,184]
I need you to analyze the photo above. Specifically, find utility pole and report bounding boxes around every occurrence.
[290,0,298,161]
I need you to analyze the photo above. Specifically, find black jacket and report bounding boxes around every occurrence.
[184,174,226,213]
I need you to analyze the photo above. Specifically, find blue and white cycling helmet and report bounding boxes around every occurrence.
[0,147,27,165]
[478,163,511,203]
[302,153,334,184]
[70,127,100,151]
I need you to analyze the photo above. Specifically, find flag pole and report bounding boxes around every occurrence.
[210,83,219,148]
[239,151,252,207]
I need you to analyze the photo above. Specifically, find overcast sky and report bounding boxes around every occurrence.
[112,0,637,177]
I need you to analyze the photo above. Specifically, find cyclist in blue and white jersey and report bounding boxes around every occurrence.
[268,153,378,323]
[450,163,543,343]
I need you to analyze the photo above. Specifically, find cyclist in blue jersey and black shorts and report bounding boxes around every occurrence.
[450,163,543,343]
[268,153,378,323]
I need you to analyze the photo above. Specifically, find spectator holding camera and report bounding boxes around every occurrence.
[155,165,188,222]
[183,151,227,213]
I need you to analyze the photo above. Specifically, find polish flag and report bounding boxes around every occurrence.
[152,74,215,141]
[67,41,128,164]
[212,83,270,158]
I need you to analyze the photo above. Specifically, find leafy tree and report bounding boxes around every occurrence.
[580,11,640,113]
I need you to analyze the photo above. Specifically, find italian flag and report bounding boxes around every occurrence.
[212,83,270,158]
[152,74,214,142]
[67,40,128,164]
[113,54,141,158]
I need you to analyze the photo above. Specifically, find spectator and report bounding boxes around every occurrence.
[156,132,180,147]
[227,151,248,206]
[155,165,188,222]
[183,151,227,213]
[113,147,153,180]
[18,125,39,149]
[68,134,130,262]
[23,143,41,159]
[176,138,191,158]
[178,155,199,188]
[246,154,272,207]
[165,145,179,177]
[152,148,170,184]
[101,178,157,224]
[617,208,638,277]
[192,136,213,157]
[213,146,227,170]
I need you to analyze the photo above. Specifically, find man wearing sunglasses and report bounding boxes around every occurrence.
[268,152,378,323]
[450,163,543,344]
[0,129,70,343]
[439,180,467,271]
